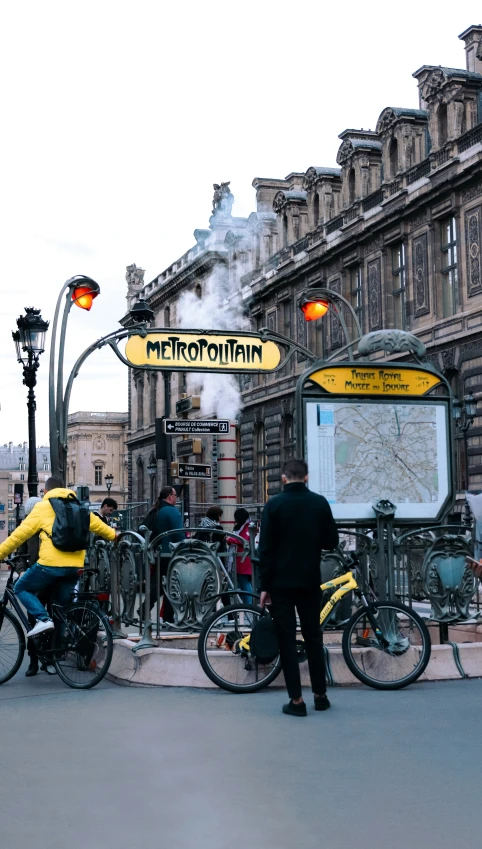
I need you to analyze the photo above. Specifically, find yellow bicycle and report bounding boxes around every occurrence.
[198,558,431,693]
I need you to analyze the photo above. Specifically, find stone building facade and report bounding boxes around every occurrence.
[0,443,51,535]
[125,25,482,508]
[66,412,128,505]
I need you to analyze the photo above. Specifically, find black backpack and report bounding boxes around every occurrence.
[46,494,91,552]
[250,613,279,664]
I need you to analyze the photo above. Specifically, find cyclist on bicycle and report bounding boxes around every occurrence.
[0,477,116,638]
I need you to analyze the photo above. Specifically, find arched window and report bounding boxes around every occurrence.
[348,168,356,205]
[438,103,448,146]
[136,457,144,502]
[313,193,320,227]
[389,137,398,177]
[282,214,288,247]
[281,415,295,464]
[255,423,268,504]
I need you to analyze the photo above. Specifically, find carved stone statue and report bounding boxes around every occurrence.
[212,182,234,217]
[126,264,145,294]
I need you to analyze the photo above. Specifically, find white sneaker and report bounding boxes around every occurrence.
[27,619,55,638]
[45,665,57,675]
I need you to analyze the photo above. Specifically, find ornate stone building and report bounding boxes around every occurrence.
[67,412,128,505]
[126,24,482,508]
[0,443,51,535]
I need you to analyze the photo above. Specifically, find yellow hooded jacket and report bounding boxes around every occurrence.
[0,488,116,568]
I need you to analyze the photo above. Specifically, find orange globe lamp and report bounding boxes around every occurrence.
[300,298,329,321]
[72,283,100,311]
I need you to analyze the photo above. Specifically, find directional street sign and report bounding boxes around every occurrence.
[176,438,202,457]
[175,396,201,415]
[164,419,230,435]
[171,462,212,479]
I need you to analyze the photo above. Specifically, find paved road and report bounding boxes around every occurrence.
[0,661,480,849]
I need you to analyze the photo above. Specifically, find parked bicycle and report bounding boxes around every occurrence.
[197,554,431,693]
[0,557,113,689]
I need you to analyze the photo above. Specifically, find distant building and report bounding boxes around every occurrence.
[0,442,51,536]
[67,412,128,505]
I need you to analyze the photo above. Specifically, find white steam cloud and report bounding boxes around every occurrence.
[177,263,246,421]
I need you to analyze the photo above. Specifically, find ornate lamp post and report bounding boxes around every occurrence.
[12,308,49,497]
[453,391,477,486]
[147,457,158,505]
[49,276,101,482]
[105,473,114,494]
[298,287,362,360]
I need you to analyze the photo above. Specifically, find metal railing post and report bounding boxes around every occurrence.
[110,543,126,639]
[133,528,156,651]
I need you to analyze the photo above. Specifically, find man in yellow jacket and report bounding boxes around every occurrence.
[0,477,116,638]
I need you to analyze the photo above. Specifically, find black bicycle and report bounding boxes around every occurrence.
[0,557,114,689]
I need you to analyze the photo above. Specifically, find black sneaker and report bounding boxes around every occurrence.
[282,700,307,717]
[25,660,38,677]
[314,694,331,711]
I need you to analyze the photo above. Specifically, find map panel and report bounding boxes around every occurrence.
[305,400,449,521]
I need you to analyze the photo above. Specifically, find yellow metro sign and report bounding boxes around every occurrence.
[309,365,441,396]
[125,331,281,372]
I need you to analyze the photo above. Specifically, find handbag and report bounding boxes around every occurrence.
[250,613,279,664]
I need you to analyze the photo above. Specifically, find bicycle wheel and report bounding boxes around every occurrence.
[0,608,25,684]
[53,602,113,689]
[198,603,282,693]
[342,601,431,690]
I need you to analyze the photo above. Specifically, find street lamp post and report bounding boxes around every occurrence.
[298,287,362,360]
[453,392,477,487]
[105,473,114,494]
[12,308,49,497]
[147,458,158,505]
[49,276,101,482]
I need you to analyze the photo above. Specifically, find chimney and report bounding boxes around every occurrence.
[459,25,482,75]
[8,442,12,453]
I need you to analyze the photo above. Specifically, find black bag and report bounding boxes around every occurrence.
[250,613,279,664]
[47,494,91,552]
[140,509,157,533]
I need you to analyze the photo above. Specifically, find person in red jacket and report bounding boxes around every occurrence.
[227,508,253,604]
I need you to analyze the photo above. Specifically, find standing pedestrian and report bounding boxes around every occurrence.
[258,458,339,717]
[143,486,185,623]
[227,508,253,604]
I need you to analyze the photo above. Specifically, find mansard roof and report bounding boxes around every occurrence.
[376,106,427,134]
[272,190,307,212]
[336,137,382,165]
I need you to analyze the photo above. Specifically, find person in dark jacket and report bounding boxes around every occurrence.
[258,458,339,717]
[144,486,185,623]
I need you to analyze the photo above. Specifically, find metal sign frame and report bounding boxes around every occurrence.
[295,358,455,526]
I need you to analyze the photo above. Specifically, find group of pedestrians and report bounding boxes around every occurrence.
[0,459,337,716]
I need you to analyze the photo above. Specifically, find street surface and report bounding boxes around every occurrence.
[0,660,480,849]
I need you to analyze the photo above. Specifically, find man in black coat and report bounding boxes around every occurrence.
[258,458,339,717]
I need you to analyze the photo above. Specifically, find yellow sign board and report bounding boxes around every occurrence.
[125,332,281,371]
[309,365,441,396]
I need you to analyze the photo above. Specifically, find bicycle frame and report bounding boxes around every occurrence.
[320,570,359,629]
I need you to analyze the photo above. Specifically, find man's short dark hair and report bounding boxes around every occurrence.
[44,476,64,492]
[206,505,223,521]
[159,486,175,501]
[101,497,118,509]
[282,458,308,481]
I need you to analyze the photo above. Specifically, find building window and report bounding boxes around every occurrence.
[350,266,364,334]
[19,463,25,471]
[43,463,49,471]
[8,500,13,510]
[20,474,24,481]
[149,374,157,424]
[389,137,398,178]
[438,102,448,146]
[390,244,406,329]
[43,455,48,462]
[19,456,23,463]
[282,214,288,247]
[137,378,144,429]
[281,415,295,464]
[94,465,103,486]
[313,193,320,227]
[8,484,13,494]
[348,168,356,205]
[255,423,268,504]
[137,458,144,502]
[164,306,170,328]
[441,217,458,317]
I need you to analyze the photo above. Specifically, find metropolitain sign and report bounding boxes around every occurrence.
[125,331,281,372]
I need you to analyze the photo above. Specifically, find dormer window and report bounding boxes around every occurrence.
[389,137,398,177]
[348,168,356,204]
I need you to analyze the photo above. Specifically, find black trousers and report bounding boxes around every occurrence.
[145,568,174,624]
[270,587,325,700]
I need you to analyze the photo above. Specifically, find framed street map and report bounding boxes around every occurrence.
[305,399,450,521]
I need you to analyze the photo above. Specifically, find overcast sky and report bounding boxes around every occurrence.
[1,1,480,445]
